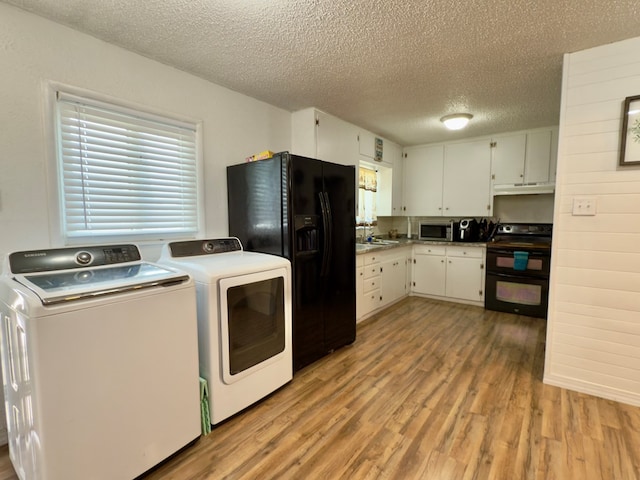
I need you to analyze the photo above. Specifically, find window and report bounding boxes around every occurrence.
[357,166,377,225]
[54,91,200,242]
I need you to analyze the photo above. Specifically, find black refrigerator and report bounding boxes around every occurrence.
[227,151,356,371]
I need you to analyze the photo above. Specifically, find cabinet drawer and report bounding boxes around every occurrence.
[364,254,380,265]
[363,265,380,279]
[364,277,379,292]
[413,245,446,256]
[362,290,382,312]
[446,247,484,258]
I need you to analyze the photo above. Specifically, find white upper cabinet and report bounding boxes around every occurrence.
[443,140,492,217]
[291,108,359,166]
[402,144,444,216]
[402,139,492,217]
[491,127,558,194]
[375,140,403,216]
[525,129,554,184]
[316,111,360,166]
[491,133,527,184]
[358,130,377,159]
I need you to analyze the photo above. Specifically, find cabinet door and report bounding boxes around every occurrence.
[316,111,360,166]
[491,133,526,184]
[358,130,376,159]
[380,253,408,306]
[403,145,444,216]
[385,141,404,215]
[356,266,364,320]
[524,130,552,184]
[443,140,492,217]
[379,257,395,307]
[412,253,446,296]
[445,256,484,302]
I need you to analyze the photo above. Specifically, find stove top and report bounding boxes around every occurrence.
[488,223,552,250]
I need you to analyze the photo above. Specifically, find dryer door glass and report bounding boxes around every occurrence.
[226,276,285,375]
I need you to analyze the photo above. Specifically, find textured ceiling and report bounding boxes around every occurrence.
[4,0,640,145]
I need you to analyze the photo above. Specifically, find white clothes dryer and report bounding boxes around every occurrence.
[159,238,292,425]
[0,244,200,480]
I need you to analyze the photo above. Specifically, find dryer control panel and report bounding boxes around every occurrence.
[168,238,243,257]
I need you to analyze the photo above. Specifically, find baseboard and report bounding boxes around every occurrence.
[544,373,640,407]
[409,292,484,308]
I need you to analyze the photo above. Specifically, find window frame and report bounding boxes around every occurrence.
[45,83,204,246]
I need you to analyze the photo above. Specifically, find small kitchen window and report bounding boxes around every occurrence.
[54,90,201,243]
[357,166,377,225]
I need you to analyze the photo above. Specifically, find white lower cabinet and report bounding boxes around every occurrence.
[412,244,485,304]
[358,252,382,321]
[412,245,447,296]
[379,247,410,308]
[357,247,411,321]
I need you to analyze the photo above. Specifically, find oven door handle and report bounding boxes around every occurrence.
[487,271,546,280]
[488,248,548,257]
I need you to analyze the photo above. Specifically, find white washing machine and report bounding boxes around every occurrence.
[0,244,201,480]
[159,238,292,425]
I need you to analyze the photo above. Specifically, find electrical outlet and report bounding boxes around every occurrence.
[572,197,596,216]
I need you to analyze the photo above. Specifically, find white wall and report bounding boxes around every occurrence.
[544,36,640,406]
[0,3,291,258]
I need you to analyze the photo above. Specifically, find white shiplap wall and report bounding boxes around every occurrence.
[544,36,640,406]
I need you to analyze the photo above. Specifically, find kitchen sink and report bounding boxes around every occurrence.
[356,239,400,251]
[370,239,399,245]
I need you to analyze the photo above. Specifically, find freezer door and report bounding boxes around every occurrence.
[227,157,287,257]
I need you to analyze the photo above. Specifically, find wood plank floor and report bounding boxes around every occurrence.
[0,296,639,479]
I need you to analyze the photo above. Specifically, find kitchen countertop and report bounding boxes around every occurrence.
[356,238,487,254]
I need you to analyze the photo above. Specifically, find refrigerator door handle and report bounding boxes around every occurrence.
[323,191,333,273]
[319,192,330,277]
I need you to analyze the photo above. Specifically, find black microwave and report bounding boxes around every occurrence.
[418,221,454,241]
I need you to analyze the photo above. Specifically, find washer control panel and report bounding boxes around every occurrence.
[9,245,141,274]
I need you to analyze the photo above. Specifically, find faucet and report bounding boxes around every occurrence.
[365,223,375,242]
[357,224,374,243]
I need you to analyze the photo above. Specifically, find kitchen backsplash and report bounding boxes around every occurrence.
[370,193,555,238]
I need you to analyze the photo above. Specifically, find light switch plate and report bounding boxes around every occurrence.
[572,197,596,216]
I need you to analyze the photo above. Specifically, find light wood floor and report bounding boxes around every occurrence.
[1,297,639,479]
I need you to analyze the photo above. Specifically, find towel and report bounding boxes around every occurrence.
[200,377,212,436]
[513,251,529,271]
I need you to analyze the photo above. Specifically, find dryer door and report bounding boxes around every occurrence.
[218,267,291,384]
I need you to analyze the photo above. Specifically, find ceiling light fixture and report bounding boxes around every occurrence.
[440,113,473,130]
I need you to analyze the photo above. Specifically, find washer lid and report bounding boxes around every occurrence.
[13,262,189,305]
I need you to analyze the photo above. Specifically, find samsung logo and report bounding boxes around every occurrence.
[24,252,47,258]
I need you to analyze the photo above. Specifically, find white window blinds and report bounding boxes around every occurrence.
[55,91,199,239]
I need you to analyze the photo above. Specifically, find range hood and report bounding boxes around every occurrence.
[493,183,555,196]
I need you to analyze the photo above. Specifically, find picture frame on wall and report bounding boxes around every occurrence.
[619,95,640,166]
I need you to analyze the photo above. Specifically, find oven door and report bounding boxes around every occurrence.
[486,248,550,277]
[484,271,549,318]
[219,267,290,384]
